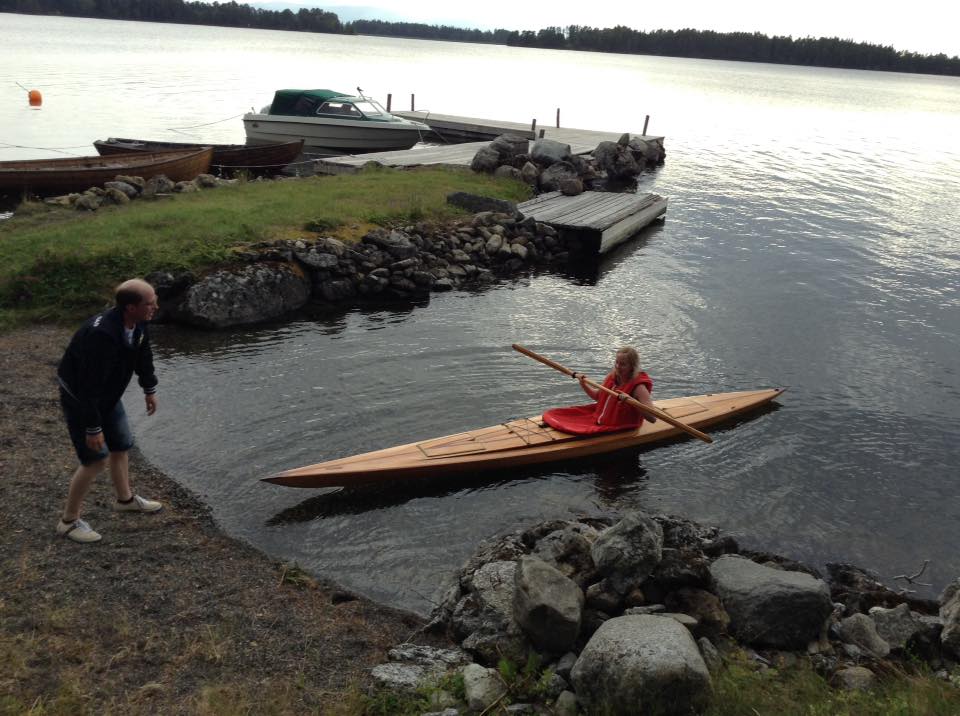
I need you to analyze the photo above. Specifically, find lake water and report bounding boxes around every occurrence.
[4,13,959,615]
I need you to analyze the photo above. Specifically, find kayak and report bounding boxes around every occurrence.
[263,388,785,489]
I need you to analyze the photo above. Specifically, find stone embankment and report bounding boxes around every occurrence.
[470,134,666,196]
[367,511,960,715]
[42,172,231,211]
[148,208,578,329]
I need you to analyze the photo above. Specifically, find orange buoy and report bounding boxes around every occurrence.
[28,89,42,106]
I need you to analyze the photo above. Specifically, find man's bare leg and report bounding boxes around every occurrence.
[62,459,107,522]
[109,450,133,503]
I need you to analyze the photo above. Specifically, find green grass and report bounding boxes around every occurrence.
[0,165,531,328]
[705,651,960,716]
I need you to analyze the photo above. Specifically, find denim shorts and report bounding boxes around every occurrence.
[60,391,134,465]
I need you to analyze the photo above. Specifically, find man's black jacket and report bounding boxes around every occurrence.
[57,307,158,433]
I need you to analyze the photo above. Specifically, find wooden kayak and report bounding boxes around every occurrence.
[263,388,785,489]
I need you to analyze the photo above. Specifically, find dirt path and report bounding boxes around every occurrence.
[0,327,431,714]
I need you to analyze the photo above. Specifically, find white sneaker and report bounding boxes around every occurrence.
[115,495,162,513]
[57,518,102,543]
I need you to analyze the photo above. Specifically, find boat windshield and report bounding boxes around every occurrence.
[316,101,364,118]
[353,101,390,118]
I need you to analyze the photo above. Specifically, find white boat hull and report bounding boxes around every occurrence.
[243,113,431,154]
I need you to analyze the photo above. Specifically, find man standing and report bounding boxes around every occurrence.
[56,278,163,543]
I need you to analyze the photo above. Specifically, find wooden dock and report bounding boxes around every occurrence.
[313,112,664,175]
[517,191,667,255]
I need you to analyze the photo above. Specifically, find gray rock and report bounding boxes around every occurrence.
[530,138,572,167]
[559,178,584,196]
[173,180,198,193]
[142,174,175,196]
[387,644,471,670]
[489,134,529,162]
[195,173,218,188]
[834,666,876,691]
[554,690,578,716]
[710,555,833,649]
[114,174,145,190]
[868,603,928,650]
[520,161,539,185]
[104,180,138,198]
[940,579,960,658]
[174,262,310,328]
[74,193,102,211]
[370,662,427,691]
[591,511,664,594]
[838,613,891,658]
[538,161,579,192]
[363,229,417,259]
[571,615,711,715]
[594,141,640,179]
[295,249,339,270]
[470,146,501,173]
[513,556,584,653]
[697,636,723,673]
[493,165,522,180]
[462,663,505,712]
[102,187,130,205]
[554,652,577,680]
[446,191,517,215]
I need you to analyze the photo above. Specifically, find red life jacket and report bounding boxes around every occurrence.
[593,372,653,428]
[542,371,653,435]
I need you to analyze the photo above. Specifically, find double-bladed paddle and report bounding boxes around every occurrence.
[512,343,714,444]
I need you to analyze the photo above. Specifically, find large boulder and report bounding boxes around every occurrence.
[940,579,960,658]
[512,556,584,653]
[362,228,417,259]
[570,615,711,715]
[591,511,664,594]
[173,262,310,328]
[868,603,930,651]
[451,560,529,664]
[594,141,640,179]
[530,138,572,167]
[837,613,891,658]
[489,134,529,163]
[470,146,501,173]
[709,555,833,649]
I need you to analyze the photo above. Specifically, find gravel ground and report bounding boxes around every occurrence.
[0,326,432,713]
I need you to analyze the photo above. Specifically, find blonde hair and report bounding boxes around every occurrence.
[616,346,640,377]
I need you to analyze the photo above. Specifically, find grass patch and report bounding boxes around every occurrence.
[706,650,960,716]
[0,166,530,328]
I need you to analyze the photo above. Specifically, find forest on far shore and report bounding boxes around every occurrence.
[4,0,959,77]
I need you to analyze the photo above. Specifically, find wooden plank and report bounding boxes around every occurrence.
[598,199,668,253]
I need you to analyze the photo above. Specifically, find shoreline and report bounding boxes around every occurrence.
[0,325,437,711]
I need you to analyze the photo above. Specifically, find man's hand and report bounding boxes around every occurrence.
[145,393,157,416]
[85,432,105,451]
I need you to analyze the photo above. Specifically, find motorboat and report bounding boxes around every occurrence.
[243,89,432,154]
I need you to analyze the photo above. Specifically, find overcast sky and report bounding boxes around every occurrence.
[306,0,960,57]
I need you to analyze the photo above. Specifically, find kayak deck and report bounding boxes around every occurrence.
[264,388,784,488]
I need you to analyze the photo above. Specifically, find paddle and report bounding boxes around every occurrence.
[512,343,714,444]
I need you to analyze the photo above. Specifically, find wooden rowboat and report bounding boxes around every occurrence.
[93,138,304,175]
[0,147,213,196]
[264,388,785,488]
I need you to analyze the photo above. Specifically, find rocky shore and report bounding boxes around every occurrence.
[367,512,960,714]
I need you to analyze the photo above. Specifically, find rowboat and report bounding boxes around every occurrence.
[264,388,785,488]
[0,147,213,196]
[93,138,304,175]
[243,88,432,153]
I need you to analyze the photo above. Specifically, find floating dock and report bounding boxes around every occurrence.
[313,112,664,175]
[518,191,667,255]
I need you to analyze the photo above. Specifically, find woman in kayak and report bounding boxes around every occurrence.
[543,346,656,435]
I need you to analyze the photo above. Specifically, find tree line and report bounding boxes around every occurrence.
[4,0,958,77]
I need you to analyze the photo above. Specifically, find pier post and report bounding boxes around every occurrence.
[539,129,545,139]
[411,94,415,111]
[531,119,537,137]
[556,108,560,128]
[643,115,649,135]
[387,94,392,112]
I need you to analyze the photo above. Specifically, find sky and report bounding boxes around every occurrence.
[278,0,960,57]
